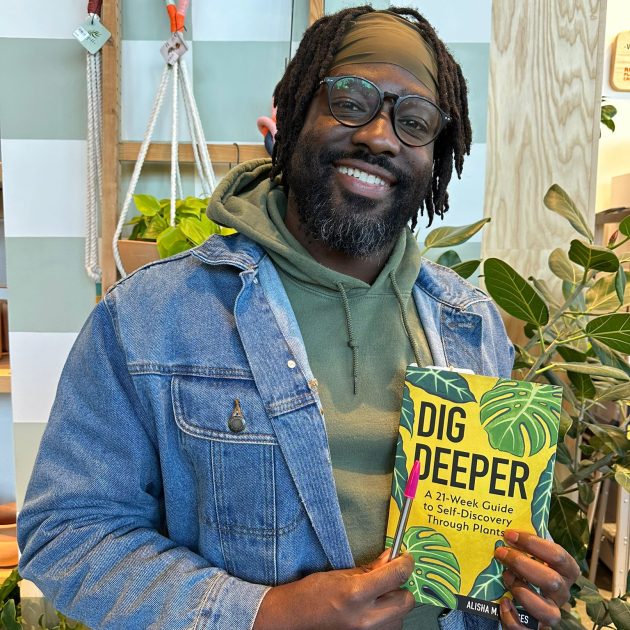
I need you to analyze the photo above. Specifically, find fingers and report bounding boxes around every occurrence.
[365,549,394,571]
[503,571,561,628]
[494,545,569,605]
[499,597,528,630]
[503,531,581,584]
[361,552,415,598]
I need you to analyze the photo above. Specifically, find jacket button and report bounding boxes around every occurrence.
[287,360,296,369]
[228,399,245,433]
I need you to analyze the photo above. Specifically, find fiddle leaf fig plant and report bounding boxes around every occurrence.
[420,186,630,629]
[127,194,235,258]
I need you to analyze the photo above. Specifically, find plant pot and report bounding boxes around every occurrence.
[118,240,160,275]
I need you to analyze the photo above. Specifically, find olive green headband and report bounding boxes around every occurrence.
[328,11,438,96]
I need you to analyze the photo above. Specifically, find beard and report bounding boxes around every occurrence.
[287,137,433,258]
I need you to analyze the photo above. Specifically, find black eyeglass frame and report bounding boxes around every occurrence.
[319,75,451,147]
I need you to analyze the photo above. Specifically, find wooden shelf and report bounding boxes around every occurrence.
[119,142,268,164]
[0,355,11,394]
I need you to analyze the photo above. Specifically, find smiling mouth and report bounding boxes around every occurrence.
[335,165,390,187]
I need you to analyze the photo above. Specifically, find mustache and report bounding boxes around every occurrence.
[320,149,409,184]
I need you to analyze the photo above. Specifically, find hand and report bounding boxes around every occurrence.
[253,549,416,630]
[494,530,581,629]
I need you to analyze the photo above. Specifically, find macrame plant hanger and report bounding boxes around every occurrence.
[112,0,217,278]
[85,0,104,284]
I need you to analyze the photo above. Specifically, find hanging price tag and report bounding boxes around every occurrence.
[73,15,111,54]
[160,31,188,65]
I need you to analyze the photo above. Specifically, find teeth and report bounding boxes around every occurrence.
[337,165,387,186]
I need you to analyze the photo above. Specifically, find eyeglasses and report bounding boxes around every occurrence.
[319,75,450,147]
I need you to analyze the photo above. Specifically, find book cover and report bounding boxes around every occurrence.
[385,367,562,628]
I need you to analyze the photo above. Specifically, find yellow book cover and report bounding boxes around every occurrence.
[385,366,562,627]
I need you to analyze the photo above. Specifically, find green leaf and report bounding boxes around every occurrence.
[585,601,611,626]
[619,215,630,238]
[480,380,561,457]
[531,454,555,536]
[0,599,21,630]
[568,240,619,272]
[584,423,630,456]
[548,496,589,566]
[402,526,461,608]
[556,442,573,466]
[586,314,630,353]
[608,598,630,630]
[543,184,594,242]
[406,367,476,404]
[585,275,621,313]
[468,541,507,601]
[615,465,630,492]
[567,370,596,400]
[556,608,587,630]
[133,194,161,217]
[549,248,582,283]
[574,575,604,604]
[400,385,415,435]
[451,260,480,279]
[590,339,630,378]
[0,570,21,603]
[549,362,630,381]
[436,250,461,267]
[156,226,190,258]
[392,434,408,512]
[424,218,489,249]
[616,266,627,304]
[528,277,560,309]
[179,217,212,246]
[558,411,574,440]
[595,381,630,402]
[142,213,169,240]
[483,258,549,325]
[578,481,594,505]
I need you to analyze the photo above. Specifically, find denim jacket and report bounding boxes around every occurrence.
[18,233,514,630]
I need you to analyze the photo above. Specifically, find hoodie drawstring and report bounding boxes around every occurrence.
[390,271,422,368]
[337,273,422,396]
[337,282,359,395]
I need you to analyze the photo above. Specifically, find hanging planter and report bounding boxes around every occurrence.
[118,194,234,274]
[113,0,220,278]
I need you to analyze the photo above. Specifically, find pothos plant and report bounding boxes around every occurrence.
[127,194,235,258]
[418,185,630,629]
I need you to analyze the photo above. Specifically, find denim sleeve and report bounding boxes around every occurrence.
[17,299,270,630]
[473,298,515,379]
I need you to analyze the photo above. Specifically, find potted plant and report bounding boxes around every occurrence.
[420,186,630,628]
[118,195,235,274]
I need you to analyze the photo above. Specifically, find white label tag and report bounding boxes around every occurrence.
[73,16,111,54]
[160,32,188,65]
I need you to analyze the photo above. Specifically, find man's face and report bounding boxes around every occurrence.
[286,62,435,258]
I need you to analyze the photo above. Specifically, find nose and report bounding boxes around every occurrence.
[350,105,401,157]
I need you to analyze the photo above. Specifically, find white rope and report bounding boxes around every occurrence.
[113,64,171,277]
[113,40,218,276]
[170,60,179,226]
[180,59,217,192]
[85,48,102,282]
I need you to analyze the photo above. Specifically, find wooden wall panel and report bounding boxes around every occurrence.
[483,1,607,287]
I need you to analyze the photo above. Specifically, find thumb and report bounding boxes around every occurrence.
[365,548,393,570]
[361,553,415,597]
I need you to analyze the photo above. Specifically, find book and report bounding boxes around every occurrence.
[385,366,562,628]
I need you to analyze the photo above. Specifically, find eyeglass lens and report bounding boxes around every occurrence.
[327,76,443,146]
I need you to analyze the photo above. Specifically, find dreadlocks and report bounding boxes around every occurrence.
[271,5,472,228]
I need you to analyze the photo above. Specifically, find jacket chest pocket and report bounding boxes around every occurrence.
[171,374,306,584]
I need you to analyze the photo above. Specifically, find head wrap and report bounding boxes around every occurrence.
[328,11,438,96]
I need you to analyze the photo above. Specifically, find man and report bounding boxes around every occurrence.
[18,7,580,630]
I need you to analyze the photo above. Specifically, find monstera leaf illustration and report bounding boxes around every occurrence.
[468,541,507,601]
[531,454,556,536]
[479,380,561,456]
[400,384,415,435]
[407,367,476,404]
[400,526,461,608]
[392,434,408,512]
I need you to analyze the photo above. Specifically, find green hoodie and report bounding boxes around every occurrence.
[208,160,439,626]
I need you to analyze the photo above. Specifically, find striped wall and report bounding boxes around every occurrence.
[0,0,492,506]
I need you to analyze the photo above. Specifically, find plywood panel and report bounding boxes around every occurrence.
[483,0,607,285]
